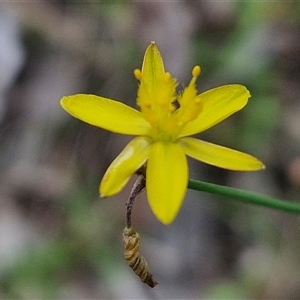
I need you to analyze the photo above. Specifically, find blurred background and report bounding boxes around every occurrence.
[0,1,300,299]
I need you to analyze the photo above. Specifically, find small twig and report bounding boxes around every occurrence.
[125,174,146,228]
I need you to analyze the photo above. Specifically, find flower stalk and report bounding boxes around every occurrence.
[188,179,300,214]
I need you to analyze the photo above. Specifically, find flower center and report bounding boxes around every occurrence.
[135,66,202,142]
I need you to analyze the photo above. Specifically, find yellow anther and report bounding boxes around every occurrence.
[195,97,201,104]
[192,65,201,78]
[169,103,176,112]
[134,69,142,80]
[163,72,171,83]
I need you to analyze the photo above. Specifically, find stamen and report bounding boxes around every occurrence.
[184,65,201,91]
[192,65,201,78]
[134,69,142,80]
[163,72,171,83]
[195,97,201,104]
[169,103,176,112]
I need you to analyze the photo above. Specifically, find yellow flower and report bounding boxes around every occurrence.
[61,42,264,225]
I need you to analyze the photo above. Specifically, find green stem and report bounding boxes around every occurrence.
[188,179,300,215]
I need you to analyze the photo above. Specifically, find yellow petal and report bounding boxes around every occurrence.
[61,94,151,135]
[146,141,188,224]
[178,85,250,137]
[141,42,165,95]
[100,136,152,197]
[179,137,265,171]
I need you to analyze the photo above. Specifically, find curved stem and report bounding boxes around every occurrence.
[126,175,146,228]
[188,179,300,214]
